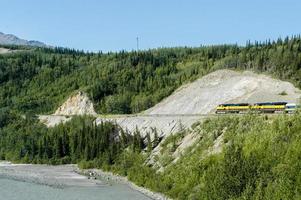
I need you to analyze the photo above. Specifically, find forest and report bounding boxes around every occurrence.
[0,112,152,168]
[1,36,301,115]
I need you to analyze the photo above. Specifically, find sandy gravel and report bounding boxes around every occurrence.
[0,162,103,188]
[0,47,22,54]
[38,115,72,127]
[0,47,12,54]
[145,70,301,115]
[96,115,205,138]
[78,168,171,200]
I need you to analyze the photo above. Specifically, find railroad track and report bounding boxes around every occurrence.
[38,112,286,119]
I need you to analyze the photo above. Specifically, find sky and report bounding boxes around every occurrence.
[0,0,301,52]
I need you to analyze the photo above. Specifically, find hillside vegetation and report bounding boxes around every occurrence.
[129,113,301,200]
[1,110,301,199]
[0,113,146,166]
[1,36,301,115]
[1,37,301,200]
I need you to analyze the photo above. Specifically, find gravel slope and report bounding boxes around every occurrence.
[145,70,301,115]
[96,115,204,138]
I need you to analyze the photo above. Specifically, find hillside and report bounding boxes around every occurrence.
[1,36,301,116]
[41,69,300,140]
[131,114,301,199]
[4,107,301,199]
[2,36,301,200]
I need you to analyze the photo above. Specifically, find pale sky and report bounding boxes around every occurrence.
[1,0,300,52]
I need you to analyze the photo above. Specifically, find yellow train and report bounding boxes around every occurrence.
[215,102,295,114]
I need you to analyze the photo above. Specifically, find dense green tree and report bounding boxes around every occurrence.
[2,36,301,115]
[0,114,145,166]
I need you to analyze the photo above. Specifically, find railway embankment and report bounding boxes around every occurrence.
[40,69,301,138]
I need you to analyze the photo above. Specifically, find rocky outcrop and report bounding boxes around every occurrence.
[0,32,46,47]
[54,91,97,116]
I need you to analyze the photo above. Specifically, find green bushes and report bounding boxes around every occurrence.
[144,114,301,199]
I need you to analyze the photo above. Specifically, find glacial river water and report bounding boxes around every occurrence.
[0,162,152,200]
[0,176,152,200]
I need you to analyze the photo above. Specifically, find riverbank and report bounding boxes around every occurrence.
[77,168,171,200]
[0,161,103,188]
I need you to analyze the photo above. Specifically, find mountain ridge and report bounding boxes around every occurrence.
[0,31,46,47]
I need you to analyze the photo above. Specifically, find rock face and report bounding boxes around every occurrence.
[54,91,97,116]
[0,32,46,47]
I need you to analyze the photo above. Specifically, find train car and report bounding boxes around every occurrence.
[215,103,250,114]
[215,102,295,114]
[252,102,287,113]
[285,103,297,113]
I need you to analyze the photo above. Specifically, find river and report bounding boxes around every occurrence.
[0,162,152,200]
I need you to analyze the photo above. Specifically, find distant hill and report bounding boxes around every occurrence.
[0,32,46,47]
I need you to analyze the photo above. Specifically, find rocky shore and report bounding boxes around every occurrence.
[77,168,171,200]
[0,162,103,188]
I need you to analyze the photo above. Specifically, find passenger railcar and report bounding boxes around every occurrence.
[285,103,297,113]
[252,102,287,113]
[215,102,297,114]
[215,103,250,114]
